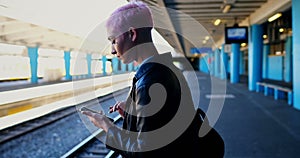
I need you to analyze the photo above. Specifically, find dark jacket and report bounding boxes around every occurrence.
[105,53,224,157]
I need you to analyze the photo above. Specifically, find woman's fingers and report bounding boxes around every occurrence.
[80,109,113,132]
[108,101,126,118]
[109,106,114,113]
[81,110,93,117]
[109,102,120,113]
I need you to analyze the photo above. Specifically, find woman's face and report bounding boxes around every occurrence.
[108,30,136,64]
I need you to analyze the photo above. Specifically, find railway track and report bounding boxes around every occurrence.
[0,88,128,145]
[0,106,76,144]
[61,115,123,158]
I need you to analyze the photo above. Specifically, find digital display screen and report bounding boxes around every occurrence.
[225,27,248,44]
[190,47,212,54]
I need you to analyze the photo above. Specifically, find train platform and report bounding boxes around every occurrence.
[0,78,69,92]
[194,71,300,157]
[0,74,109,92]
[1,70,300,157]
[0,73,133,130]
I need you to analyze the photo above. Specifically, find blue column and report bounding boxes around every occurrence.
[210,53,215,75]
[248,24,263,91]
[199,57,202,72]
[64,51,72,80]
[128,62,134,71]
[200,56,209,74]
[102,56,107,76]
[239,51,244,75]
[214,49,220,78]
[86,54,92,77]
[230,43,240,83]
[293,0,300,109]
[207,53,212,74]
[28,47,38,83]
[262,44,270,79]
[227,56,230,74]
[111,57,119,73]
[220,44,228,80]
[134,63,139,71]
[285,36,292,82]
[121,63,127,72]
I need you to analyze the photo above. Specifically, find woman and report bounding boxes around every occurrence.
[82,1,224,157]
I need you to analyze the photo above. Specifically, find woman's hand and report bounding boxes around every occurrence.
[109,101,126,118]
[81,110,113,132]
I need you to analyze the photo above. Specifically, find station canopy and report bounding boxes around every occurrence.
[0,0,128,55]
[0,0,291,56]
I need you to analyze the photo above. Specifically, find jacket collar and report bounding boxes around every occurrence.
[135,53,173,80]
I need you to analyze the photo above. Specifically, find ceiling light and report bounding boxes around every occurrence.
[263,35,268,39]
[222,4,231,13]
[279,28,284,33]
[205,36,210,40]
[241,43,247,47]
[268,13,282,22]
[214,19,221,26]
[202,40,207,44]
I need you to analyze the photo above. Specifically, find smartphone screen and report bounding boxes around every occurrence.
[80,107,114,122]
[80,107,99,113]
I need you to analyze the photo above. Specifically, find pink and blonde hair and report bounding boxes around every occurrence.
[106,1,154,37]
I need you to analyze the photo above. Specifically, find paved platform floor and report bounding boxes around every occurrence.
[0,74,108,92]
[1,71,300,157]
[194,71,300,158]
[0,78,70,92]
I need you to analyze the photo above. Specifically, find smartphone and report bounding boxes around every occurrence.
[80,107,114,122]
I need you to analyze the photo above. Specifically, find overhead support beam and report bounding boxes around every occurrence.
[0,24,38,36]
[234,3,266,7]
[150,0,185,54]
[164,0,226,2]
[178,9,226,13]
[167,4,221,9]
[26,33,66,44]
[167,2,266,9]
[0,15,102,53]
[171,13,250,17]
[174,15,247,19]
[0,16,8,22]
[173,18,247,23]
[0,20,24,26]
[230,8,259,12]
[5,28,50,41]
[178,8,257,13]
[240,0,291,25]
